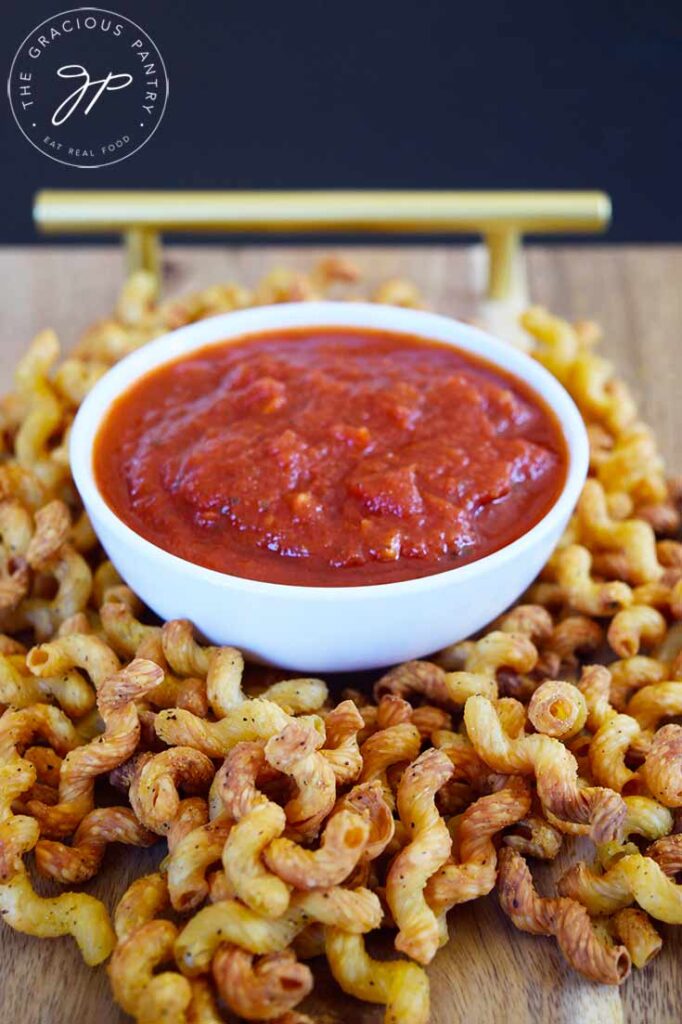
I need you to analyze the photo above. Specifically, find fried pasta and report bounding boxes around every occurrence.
[0,267,681,1020]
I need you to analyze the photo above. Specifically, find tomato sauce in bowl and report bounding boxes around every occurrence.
[94,327,567,587]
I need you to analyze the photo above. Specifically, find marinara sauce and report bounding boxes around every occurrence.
[94,328,568,586]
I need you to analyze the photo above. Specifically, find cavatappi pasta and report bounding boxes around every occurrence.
[0,263,681,1022]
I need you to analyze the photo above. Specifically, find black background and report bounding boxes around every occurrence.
[2,0,680,244]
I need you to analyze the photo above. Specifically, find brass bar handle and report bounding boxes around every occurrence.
[33,189,611,299]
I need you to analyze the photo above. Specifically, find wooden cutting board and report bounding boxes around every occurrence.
[1,243,680,1024]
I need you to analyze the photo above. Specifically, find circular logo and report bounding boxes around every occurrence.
[7,7,169,168]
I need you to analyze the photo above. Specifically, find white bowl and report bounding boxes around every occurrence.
[71,301,588,672]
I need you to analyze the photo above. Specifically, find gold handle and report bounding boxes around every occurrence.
[33,189,611,300]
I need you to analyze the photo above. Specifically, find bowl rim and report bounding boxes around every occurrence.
[70,300,589,600]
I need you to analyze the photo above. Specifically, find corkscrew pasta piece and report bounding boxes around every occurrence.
[503,813,564,860]
[445,631,538,705]
[621,795,674,844]
[0,495,33,552]
[0,703,81,880]
[596,425,668,505]
[112,627,210,717]
[642,724,682,807]
[431,730,489,786]
[592,796,674,879]
[608,656,666,710]
[0,652,95,718]
[161,618,216,677]
[0,758,37,880]
[607,605,667,659]
[552,544,633,616]
[359,721,421,810]
[0,506,31,616]
[426,776,531,915]
[27,658,163,837]
[576,480,663,585]
[410,704,452,737]
[175,887,381,975]
[264,809,369,890]
[210,740,272,820]
[335,779,395,863]
[223,800,290,917]
[114,872,170,942]
[385,747,454,963]
[320,699,364,784]
[146,670,209,719]
[527,680,587,739]
[53,357,108,408]
[264,719,336,839]
[630,580,682,618]
[612,908,662,969]
[325,928,429,1024]
[288,885,383,934]
[154,698,293,756]
[167,814,233,912]
[257,676,329,716]
[113,874,192,1022]
[636,496,682,536]
[588,711,640,792]
[0,500,90,641]
[520,306,580,384]
[626,681,682,732]
[524,308,637,435]
[496,604,554,642]
[129,747,215,834]
[545,615,604,666]
[496,697,529,738]
[212,737,291,917]
[464,695,627,841]
[109,899,192,1024]
[114,268,158,324]
[376,694,412,729]
[91,560,125,607]
[497,848,631,984]
[0,863,115,965]
[374,659,450,704]
[100,599,160,658]
[646,833,682,875]
[212,945,313,1021]
[165,795,208,853]
[13,330,65,489]
[205,646,246,716]
[24,499,70,567]
[0,464,48,512]
[558,851,682,922]
[27,632,121,689]
[18,550,93,643]
[35,806,155,883]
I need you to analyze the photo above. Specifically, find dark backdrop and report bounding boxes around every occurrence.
[2,0,680,244]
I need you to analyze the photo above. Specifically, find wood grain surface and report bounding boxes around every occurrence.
[0,244,680,1024]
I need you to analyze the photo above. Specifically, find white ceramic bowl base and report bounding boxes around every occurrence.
[71,302,589,673]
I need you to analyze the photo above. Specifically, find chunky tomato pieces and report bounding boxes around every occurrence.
[95,328,567,586]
